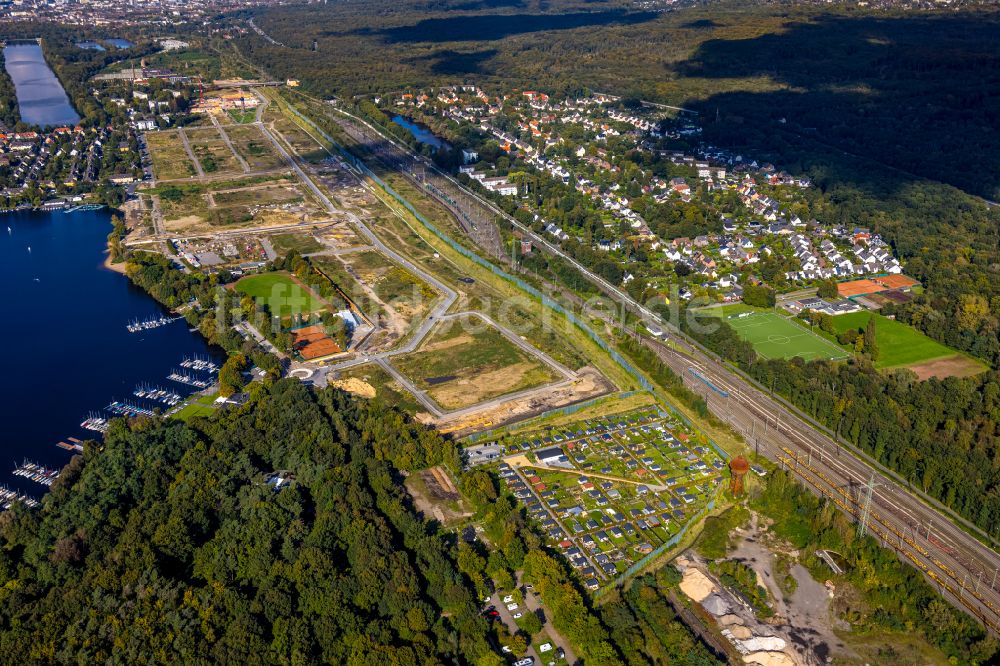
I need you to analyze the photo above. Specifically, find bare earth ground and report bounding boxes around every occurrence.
[327,377,376,399]
[905,355,986,381]
[433,367,612,436]
[403,466,473,525]
[428,361,554,410]
[729,516,852,665]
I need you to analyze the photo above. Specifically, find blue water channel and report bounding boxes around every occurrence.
[392,115,450,150]
[0,210,221,495]
[3,43,80,127]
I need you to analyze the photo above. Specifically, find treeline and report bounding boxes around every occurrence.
[125,251,281,376]
[1,22,157,128]
[0,382,479,662]
[0,50,20,129]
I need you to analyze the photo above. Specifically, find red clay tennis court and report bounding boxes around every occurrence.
[291,325,342,360]
[874,274,919,290]
[838,279,887,298]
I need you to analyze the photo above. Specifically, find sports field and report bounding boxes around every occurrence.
[827,312,971,369]
[235,272,327,319]
[722,310,850,361]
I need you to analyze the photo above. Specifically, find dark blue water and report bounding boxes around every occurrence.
[3,43,81,127]
[0,210,220,494]
[392,115,450,150]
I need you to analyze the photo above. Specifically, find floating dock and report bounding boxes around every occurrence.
[13,460,59,487]
[126,315,183,333]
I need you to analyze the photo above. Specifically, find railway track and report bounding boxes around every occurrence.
[778,447,1000,633]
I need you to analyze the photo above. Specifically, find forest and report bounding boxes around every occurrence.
[0,379,720,664]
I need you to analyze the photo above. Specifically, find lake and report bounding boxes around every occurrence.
[76,41,105,52]
[0,209,221,496]
[392,115,450,150]
[3,43,80,127]
[105,38,133,49]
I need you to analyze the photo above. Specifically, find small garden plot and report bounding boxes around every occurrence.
[234,272,329,320]
[392,321,559,410]
[225,124,288,171]
[186,127,244,175]
[146,131,197,180]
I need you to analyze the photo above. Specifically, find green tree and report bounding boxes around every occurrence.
[218,353,248,397]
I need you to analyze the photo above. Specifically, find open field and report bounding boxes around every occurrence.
[234,271,328,319]
[334,363,424,413]
[266,110,328,162]
[827,312,984,374]
[224,124,289,171]
[226,108,257,124]
[153,175,326,233]
[702,307,849,361]
[393,319,559,410]
[312,250,436,351]
[186,127,244,176]
[146,131,197,180]
[271,231,324,256]
[172,393,218,422]
[361,189,596,373]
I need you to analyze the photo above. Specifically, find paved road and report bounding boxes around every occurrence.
[177,129,205,179]
[210,113,250,173]
[488,591,542,664]
[317,102,1000,632]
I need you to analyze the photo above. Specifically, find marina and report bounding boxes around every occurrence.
[126,315,184,333]
[179,355,219,373]
[13,460,60,487]
[168,370,210,388]
[0,486,38,509]
[0,209,222,499]
[55,438,85,453]
[133,385,182,406]
[81,414,109,433]
[106,400,156,418]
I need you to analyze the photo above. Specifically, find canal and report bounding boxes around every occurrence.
[392,115,450,151]
[0,209,221,495]
[3,42,80,127]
